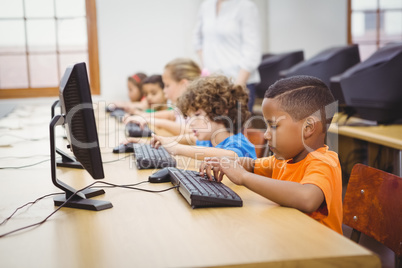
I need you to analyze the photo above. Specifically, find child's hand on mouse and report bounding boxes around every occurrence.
[123,114,149,129]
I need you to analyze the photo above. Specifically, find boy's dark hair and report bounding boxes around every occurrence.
[177,75,250,134]
[142,74,164,89]
[265,75,336,132]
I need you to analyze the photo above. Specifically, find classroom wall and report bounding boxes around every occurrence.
[96,0,348,100]
[266,0,348,57]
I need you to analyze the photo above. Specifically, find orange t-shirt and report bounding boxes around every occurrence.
[253,146,343,234]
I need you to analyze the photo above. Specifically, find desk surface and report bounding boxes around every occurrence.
[329,115,402,150]
[0,102,380,268]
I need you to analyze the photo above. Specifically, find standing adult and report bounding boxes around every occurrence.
[193,0,261,111]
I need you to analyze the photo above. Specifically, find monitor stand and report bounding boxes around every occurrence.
[56,148,84,169]
[51,100,82,169]
[50,114,112,211]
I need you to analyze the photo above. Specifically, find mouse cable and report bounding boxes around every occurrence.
[0,181,178,238]
[89,180,179,193]
[90,180,149,188]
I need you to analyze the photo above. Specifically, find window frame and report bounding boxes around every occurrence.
[0,0,100,99]
[348,0,402,56]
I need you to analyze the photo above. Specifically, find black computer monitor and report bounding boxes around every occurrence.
[336,43,402,124]
[255,51,304,98]
[280,45,361,87]
[49,62,112,211]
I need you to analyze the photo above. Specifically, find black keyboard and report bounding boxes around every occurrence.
[133,144,176,169]
[167,167,242,208]
[125,122,152,137]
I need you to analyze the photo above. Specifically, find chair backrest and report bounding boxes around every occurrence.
[343,163,402,260]
[243,128,268,158]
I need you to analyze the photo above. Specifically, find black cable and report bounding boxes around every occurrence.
[0,192,63,226]
[0,180,178,238]
[90,180,148,188]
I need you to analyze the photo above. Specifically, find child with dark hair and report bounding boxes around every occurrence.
[124,58,202,136]
[113,72,149,112]
[148,75,256,160]
[141,75,167,112]
[200,75,343,234]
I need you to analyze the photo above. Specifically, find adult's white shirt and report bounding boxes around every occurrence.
[193,0,261,84]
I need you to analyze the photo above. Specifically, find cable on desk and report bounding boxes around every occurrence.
[90,180,149,188]
[102,154,131,164]
[0,158,51,169]
[0,181,179,238]
[0,154,50,159]
[0,134,58,142]
[0,192,63,226]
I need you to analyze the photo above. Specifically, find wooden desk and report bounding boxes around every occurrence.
[0,102,380,268]
[328,115,402,176]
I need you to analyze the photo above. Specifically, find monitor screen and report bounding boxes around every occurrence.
[50,62,112,211]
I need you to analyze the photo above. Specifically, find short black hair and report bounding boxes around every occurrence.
[142,74,164,89]
[265,75,336,132]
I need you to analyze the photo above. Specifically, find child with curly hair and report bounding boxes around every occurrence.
[148,75,257,160]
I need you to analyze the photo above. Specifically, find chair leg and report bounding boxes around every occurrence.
[350,229,361,243]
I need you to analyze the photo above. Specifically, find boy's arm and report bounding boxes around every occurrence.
[239,172,325,213]
[151,134,238,160]
[201,157,324,213]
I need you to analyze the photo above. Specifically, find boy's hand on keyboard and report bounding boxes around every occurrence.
[200,157,247,184]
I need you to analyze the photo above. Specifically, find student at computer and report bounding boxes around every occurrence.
[124,58,201,136]
[141,74,168,112]
[145,75,257,160]
[200,75,343,234]
[113,72,149,112]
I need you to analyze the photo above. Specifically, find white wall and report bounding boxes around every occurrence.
[266,0,348,58]
[96,0,203,100]
[96,0,348,100]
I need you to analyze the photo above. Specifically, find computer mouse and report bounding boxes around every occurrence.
[125,122,153,137]
[110,108,126,118]
[112,143,134,153]
[148,167,171,183]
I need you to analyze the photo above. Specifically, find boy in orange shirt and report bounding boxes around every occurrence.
[200,75,343,234]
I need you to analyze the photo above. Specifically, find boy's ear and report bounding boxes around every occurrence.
[303,116,318,138]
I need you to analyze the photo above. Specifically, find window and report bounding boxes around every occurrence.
[348,0,402,60]
[0,0,100,99]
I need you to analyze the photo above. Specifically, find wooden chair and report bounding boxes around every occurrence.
[343,163,402,268]
[243,128,269,158]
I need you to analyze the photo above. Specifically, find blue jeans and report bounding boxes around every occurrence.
[247,83,256,112]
